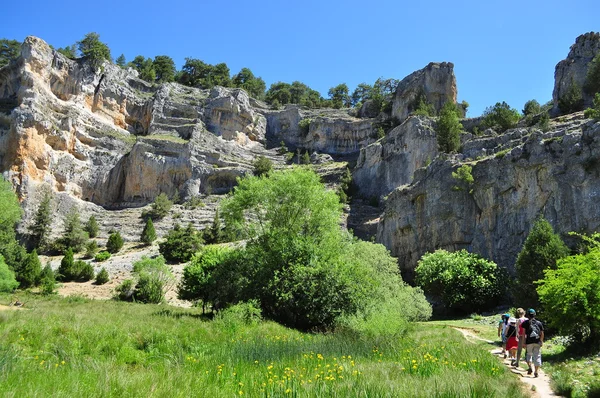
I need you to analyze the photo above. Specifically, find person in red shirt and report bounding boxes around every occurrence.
[512,308,527,367]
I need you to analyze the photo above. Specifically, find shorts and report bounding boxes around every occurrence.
[526,343,542,367]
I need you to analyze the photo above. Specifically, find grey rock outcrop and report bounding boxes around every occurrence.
[392,62,457,121]
[353,116,438,199]
[378,117,600,280]
[552,32,600,115]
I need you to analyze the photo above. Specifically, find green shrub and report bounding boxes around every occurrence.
[77,32,111,70]
[202,208,224,245]
[78,261,95,281]
[84,215,99,238]
[410,91,435,116]
[94,251,111,262]
[144,193,173,220]
[585,53,600,96]
[452,164,474,192]
[522,99,541,117]
[60,209,89,253]
[558,80,584,115]
[436,102,462,153]
[183,195,205,210]
[115,279,135,301]
[214,300,262,329]
[515,217,569,308]
[28,191,52,250]
[252,155,272,177]
[140,218,156,246]
[0,254,18,293]
[537,111,550,132]
[584,92,600,120]
[106,231,124,254]
[95,268,109,285]
[39,264,56,295]
[84,240,98,258]
[415,249,504,314]
[538,241,600,344]
[298,118,311,134]
[58,248,75,281]
[131,256,174,304]
[14,249,41,288]
[300,151,311,165]
[159,223,203,263]
[482,101,521,132]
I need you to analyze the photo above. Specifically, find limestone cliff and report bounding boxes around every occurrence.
[378,115,600,280]
[552,32,600,115]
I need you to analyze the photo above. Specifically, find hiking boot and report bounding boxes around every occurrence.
[510,360,516,366]
[534,372,539,378]
[527,368,533,375]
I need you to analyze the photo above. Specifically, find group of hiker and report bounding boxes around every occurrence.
[497,308,544,377]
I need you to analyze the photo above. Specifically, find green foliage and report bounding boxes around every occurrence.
[482,101,521,132]
[328,83,351,109]
[28,191,52,249]
[584,92,600,120]
[39,264,56,295]
[77,32,111,70]
[451,164,474,192]
[537,246,600,344]
[140,218,157,246]
[177,58,231,89]
[14,250,41,289]
[218,168,430,330]
[146,192,173,220]
[351,83,373,107]
[337,167,353,204]
[84,215,99,239]
[94,251,111,262]
[558,79,584,114]
[522,99,541,117]
[214,301,263,328]
[0,39,21,68]
[415,249,504,313]
[115,54,126,67]
[436,102,463,153]
[78,261,95,282]
[298,118,311,134]
[0,178,22,249]
[129,55,156,82]
[585,53,600,96]
[95,268,109,285]
[153,55,176,83]
[115,279,135,301]
[270,99,281,110]
[232,67,266,99]
[537,111,550,132]
[61,209,89,252]
[515,218,570,308]
[252,155,272,177]
[131,256,174,304]
[301,151,311,165]
[58,248,74,281]
[57,44,77,59]
[265,81,325,108]
[410,91,435,116]
[0,254,18,293]
[203,208,223,245]
[183,195,205,210]
[159,223,203,263]
[178,245,234,306]
[106,231,124,254]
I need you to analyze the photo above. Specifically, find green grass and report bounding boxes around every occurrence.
[0,294,527,397]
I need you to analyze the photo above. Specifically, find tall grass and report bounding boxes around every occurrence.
[0,294,526,397]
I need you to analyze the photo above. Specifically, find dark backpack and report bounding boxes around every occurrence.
[528,320,541,342]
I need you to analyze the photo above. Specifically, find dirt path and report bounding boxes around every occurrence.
[453,327,560,398]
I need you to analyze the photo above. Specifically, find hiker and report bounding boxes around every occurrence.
[497,313,510,358]
[505,317,519,360]
[521,308,544,377]
[513,308,527,367]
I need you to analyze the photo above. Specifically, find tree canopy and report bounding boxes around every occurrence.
[77,32,111,70]
[0,39,21,68]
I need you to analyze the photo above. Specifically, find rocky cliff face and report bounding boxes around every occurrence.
[392,62,457,121]
[353,116,438,199]
[552,32,600,114]
[378,115,600,280]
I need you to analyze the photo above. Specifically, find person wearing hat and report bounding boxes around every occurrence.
[497,313,510,358]
[521,308,544,377]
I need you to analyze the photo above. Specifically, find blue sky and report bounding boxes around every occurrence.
[2,0,599,116]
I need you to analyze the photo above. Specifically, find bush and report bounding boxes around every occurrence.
[538,246,600,344]
[202,208,224,245]
[482,101,521,132]
[28,191,52,249]
[94,251,111,262]
[131,256,174,304]
[415,249,504,314]
[537,111,550,132]
[214,301,262,330]
[14,250,41,289]
[584,92,600,120]
[410,91,435,116]
[159,223,203,263]
[84,216,99,238]
[515,217,569,308]
[522,99,541,117]
[84,240,98,258]
[95,268,109,285]
[77,32,111,70]
[558,80,584,115]
[298,118,311,134]
[452,164,474,192]
[436,102,462,153]
[0,254,18,293]
[184,195,205,210]
[140,218,156,246]
[58,248,75,281]
[585,53,600,96]
[115,279,135,301]
[60,209,89,253]
[252,155,272,177]
[106,232,124,254]
[144,193,173,220]
[39,264,56,295]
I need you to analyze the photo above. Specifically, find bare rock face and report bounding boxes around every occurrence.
[392,62,457,121]
[353,116,438,199]
[552,32,600,114]
[378,118,600,280]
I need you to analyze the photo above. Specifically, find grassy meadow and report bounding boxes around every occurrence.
[0,294,527,397]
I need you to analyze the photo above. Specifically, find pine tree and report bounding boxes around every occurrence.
[204,209,223,244]
[58,248,75,281]
[116,54,126,67]
[84,215,99,238]
[39,263,56,295]
[61,209,88,252]
[15,250,41,288]
[436,102,463,153]
[141,218,157,246]
[107,231,124,253]
[29,191,52,249]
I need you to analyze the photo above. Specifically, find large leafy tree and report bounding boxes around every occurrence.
[77,32,111,70]
[0,178,25,271]
[328,83,351,109]
[232,67,266,99]
[129,55,156,82]
[177,58,231,89]
[61,209,89,252]
[482,101,521,132]
[265,81,325,108]
[153,55,176,83]
[515,217,570,308]
[0,39,20,68]
[436,102,462,153]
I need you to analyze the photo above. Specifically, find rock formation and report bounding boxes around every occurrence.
[552,32,600,115]
[392,62,457,121]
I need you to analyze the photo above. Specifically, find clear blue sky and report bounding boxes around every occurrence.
[2,0,599,116]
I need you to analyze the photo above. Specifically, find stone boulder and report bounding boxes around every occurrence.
[392,62,457,121]
[552,32,600,115]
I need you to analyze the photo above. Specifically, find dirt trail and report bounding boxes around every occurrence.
[453,327,560,398]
